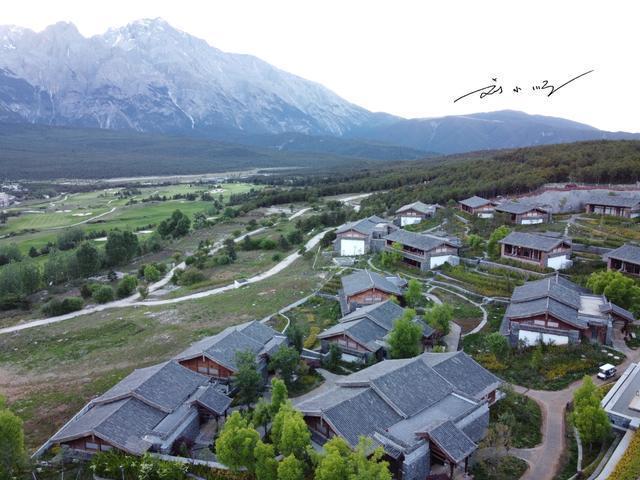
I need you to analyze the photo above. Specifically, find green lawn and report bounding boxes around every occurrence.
[285,296,341,349]
[431,288,483,334]
[490,388,542,448]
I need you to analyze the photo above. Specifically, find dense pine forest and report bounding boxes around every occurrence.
[239,140,640,214]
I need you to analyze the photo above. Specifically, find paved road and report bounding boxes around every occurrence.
[0,224,328,335]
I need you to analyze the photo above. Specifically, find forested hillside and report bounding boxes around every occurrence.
[241,140,640,214]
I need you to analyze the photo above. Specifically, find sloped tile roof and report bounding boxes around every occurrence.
[341,269,403,297]
[336,215,391,235]
[429,421,477,464]
[396,201,436,215]
[495,201,549,215]
[499,231,568,252]
[586,194,640,208]
[459,196,492,208]
[194,385,233,415]
[605,244,640,264]
[428,352,503,399]
[384,229,459,252]
[339,300,405,330]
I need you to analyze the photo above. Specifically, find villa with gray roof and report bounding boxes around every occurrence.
[334,215,397,256]
[395,201,439,227]
[499,231,572,270]
[494,201,551,224]
[585,194,640,218]
[174,320,287,384]
[500,275,635,346]
[458,195,496,218]
[384,229,460,271]
[605,243,640,276]
[340,269,406,313]
[318,301,435,361]
[296,352,503,479]
[602,362,640,431]
[46,361,231,457]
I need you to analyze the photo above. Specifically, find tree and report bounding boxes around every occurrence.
[270,378,288,415]
[215,411,259,473]
[278,408,311,459]
[0,243,22,265]
[137,285,149,299]
[158,210,191,238]
[233,351,263,408]
[92,285,115,304]
[387,309,423,359]
[466,233,485,256]
[0,397,26,479]
[323,343,342,372]
[28,246,39,258]
[252,400,272,435]
[144,264,161,283]
[350,437,392,480]
[587,270,640,314]
[277,455,304,480]
[286,322,305,353]
[76,242,102,277]
[572,376,611,449]
[116,275,138,298]
[224,238,237,261]
[404,279,423,308]
[487,226,511,259]
[424,304,453,336]
[380,242,403,268]
[486,332,510,359]
[315,436,391,480]
[255,440,278,480]
[269,347,300,387]
[105,230,139,266]
[315,437,352,480]
[531,344,544,369]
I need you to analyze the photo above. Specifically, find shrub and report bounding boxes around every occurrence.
[116,275,138,298]
[259,238,277,250]
[144,264,161,283]
[42,296,84,316]
[92,285,115,304]
[0,294,30,311]
[272,253,282,262]
[179,267,206,286]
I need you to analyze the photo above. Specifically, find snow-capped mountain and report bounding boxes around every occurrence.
[0,18,394,136]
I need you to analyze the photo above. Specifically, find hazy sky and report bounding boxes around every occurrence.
[4,0,639,132]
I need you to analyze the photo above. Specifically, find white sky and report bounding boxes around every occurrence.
[3,0,640,132]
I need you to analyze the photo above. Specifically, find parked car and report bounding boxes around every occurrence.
[597,363,617,380]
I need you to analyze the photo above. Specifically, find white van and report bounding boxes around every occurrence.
[597,364,617,380]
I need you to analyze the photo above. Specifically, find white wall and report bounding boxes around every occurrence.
[518,329,569,346]
[521,218,543,225]
[547,255,571,270]
[340,239,365,256]
[429,255,458,269]
[400,216,422,226]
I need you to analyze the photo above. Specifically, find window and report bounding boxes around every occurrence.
[547,321,559,328]
[86,442,99,450]
[198,366,208,374]
[101,445,113,452]
[534,320,545,326]
[209,367,219,376]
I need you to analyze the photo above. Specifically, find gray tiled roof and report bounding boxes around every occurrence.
[499,232,568,252]
[339,300,405,330]
[384,229,459,252]
[195,385,233,415]
[174,320,285,371]
[336,216,390,235]
[495,201,549,215]
[459,196,492,208]
[51,361,219,455]
[341,270,403,297]
[506,297,586,329]
[586,194,640,208]
[428,352,503,399]
[511,276,582,308]
[429,421,477,464]
[297,352,501,455]
[318,317,388,352]
[605,244,640,264]
[97,361,209,412]
[396,201,435,215]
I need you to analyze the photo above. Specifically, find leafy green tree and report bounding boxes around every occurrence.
[573,404,611,448]
[224,238,237,261]
[76,241,101,277]
[233,351,263,408]
[28,246,39,258]
[587,270,640,314]
[573,376,601,411]
[486,332,510,359]
[137,285,149,300]
[277,454,304,480]
[315,437,352,480]
[424,303,453,336]
[315,436,391,480]
[158,209,191,238]
[270,378,288,415]
[0,243,22,265]
[404,279,423,308]
[92,285,115,304]
[286,322,305,353]
[0,397,26,479]
[105,230,139,266]
[144,264,161,283]
[255,440,278,480]
[387,309,423,359]
[351,437,392,480]
[380,242,403,268]
[116,275,138,298]
[215,411,259,473]
[18,261,42,295]
[269,347,300,387]
[278,408,311,460]
[56,228,84,251]
[487,226,511,259]
[466,234,485,256]
[323,343,342,372]
[252,400,272,435]
[531,344,544,370]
